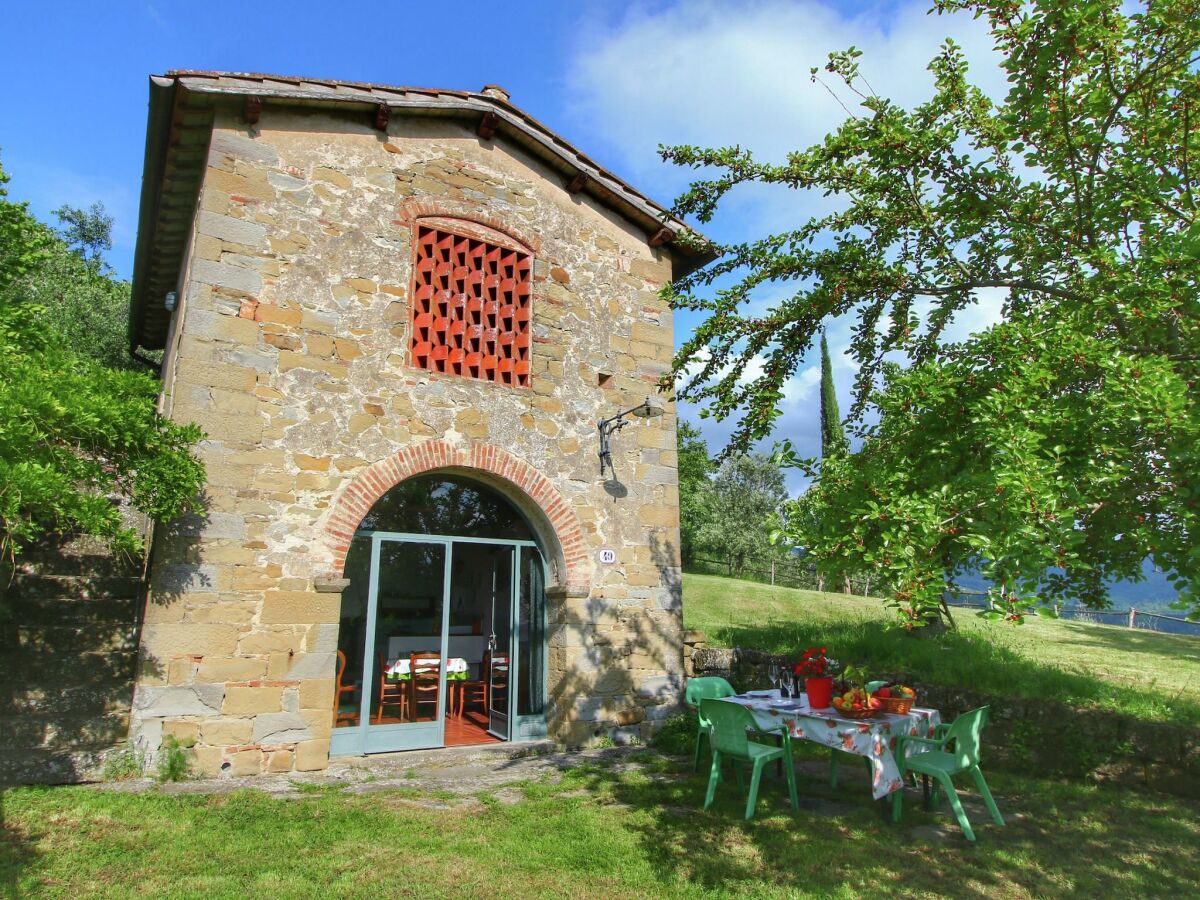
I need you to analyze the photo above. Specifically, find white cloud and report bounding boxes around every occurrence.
[568,0,1008,182]
[571,0,1011,490]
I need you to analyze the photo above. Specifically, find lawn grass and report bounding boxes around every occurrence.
[3,748,1199,898]
[682,573,1200,727]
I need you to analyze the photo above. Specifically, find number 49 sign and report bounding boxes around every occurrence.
[597,548,617,565]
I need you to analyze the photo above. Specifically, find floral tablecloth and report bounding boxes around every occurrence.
[721,691,942,799]
[384,657,469,681]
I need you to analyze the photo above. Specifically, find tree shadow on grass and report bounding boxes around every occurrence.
[706,617,1200,726]
[0,790,39,899]
[554,748,1200,898]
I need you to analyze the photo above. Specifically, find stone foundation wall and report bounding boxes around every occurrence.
[132,105,686,775]
[689,640,1200,799]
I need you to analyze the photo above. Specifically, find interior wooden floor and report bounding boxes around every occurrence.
[364,706,500,747]
[444,709,500,746]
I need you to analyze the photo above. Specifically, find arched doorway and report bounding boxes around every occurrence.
[330,473,548,756]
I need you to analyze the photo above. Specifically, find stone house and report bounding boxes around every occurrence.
[126,72,711,777]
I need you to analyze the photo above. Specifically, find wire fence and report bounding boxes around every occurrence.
[686,555,875,595]
[686,555,1200,638]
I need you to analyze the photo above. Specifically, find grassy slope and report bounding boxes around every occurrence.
[683,573,1200,726]
[4,759,1200,898]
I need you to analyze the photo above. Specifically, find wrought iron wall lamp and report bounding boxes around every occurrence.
[597,397,664,478]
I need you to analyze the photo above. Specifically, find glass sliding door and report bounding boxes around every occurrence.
[329,525,548,757]
[486,546,514,739]
[330,535,451,756]
[514,545,548,739]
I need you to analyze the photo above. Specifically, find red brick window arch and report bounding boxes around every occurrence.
[409,220,532,388]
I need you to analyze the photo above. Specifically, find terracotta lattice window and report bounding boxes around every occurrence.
[409,224,532,387]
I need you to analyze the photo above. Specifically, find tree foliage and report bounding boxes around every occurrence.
[818,333,847,460]
[0,199,133,370]
[697,453,788,577]
[663,0,1200,621]
[0,157,205,560]
[677,421,715,565]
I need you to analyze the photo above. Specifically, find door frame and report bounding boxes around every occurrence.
[330,530,546,758]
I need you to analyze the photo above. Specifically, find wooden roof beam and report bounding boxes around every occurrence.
[477,111,500,140]
[648,227,674,248]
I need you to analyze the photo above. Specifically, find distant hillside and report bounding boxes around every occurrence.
[952,559,1181,614]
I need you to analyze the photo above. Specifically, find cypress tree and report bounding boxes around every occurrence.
[819,333,847,459]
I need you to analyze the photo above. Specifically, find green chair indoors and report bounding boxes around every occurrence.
[699,698,799,821]
[684,676,736,772]
[893,706,1005,842]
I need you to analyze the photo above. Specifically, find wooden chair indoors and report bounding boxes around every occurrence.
[489,652,510,715]
[458,653,490,718]
[374,653,409,724]
[333,649,359,727]
[410,652,441,721]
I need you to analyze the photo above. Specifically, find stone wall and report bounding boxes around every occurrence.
[689,640,1200,799]
[132,105,687,775]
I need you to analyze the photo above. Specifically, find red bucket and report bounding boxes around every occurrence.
[805,676,835,709]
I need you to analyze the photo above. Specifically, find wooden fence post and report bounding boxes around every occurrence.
[1128,607,1136,629]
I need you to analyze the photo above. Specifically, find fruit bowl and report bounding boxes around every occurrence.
[832,686,880,719]
[875,695,915,715]
[871,685,917,715]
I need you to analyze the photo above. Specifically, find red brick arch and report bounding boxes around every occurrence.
[322,439,588,591]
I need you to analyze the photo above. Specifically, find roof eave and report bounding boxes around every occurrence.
[129,72,718,351]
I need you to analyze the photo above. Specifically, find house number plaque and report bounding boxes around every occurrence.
[597,548,617,565]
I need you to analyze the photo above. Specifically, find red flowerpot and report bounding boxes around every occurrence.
[805,676,835,709]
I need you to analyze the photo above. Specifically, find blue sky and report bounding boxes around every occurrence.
[1,0,1007,490]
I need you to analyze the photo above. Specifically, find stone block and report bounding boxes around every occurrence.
[176,358,257,392]
[631,257,671,282]
[238,628,307,655]
[251,712,313,744]
[192,745,224,777]
[294,739,330,772]
[299,679,335,710]
[192,259,263,296]
[313,167,351,188]
[154,563,219,594]
[222,686,284,716]
[197,210,268,247]
[140,624,240,659]
[210,131,280,167]
[260,592,340,625]
[227,748,263,777]
[287,651,336,680]
[267,750,295,773]
[636,675,678,702]
[134,685,225,718]
[163,720,200,744]
[199,718,253,746]
[195,656,270,683]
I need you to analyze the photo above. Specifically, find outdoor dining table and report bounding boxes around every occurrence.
[720,690,943,799]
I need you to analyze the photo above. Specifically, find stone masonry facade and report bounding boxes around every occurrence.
[131,105,686,776]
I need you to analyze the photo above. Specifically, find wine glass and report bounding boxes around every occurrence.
[783,669,795,698]
[768,662,780,696]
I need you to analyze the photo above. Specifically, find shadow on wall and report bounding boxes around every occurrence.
[547,530,684,744]
[0,531,158,787]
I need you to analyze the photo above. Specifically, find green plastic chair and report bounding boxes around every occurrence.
[893,706,1004,842]
[684,676,736,772]
[700,698,799,820]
